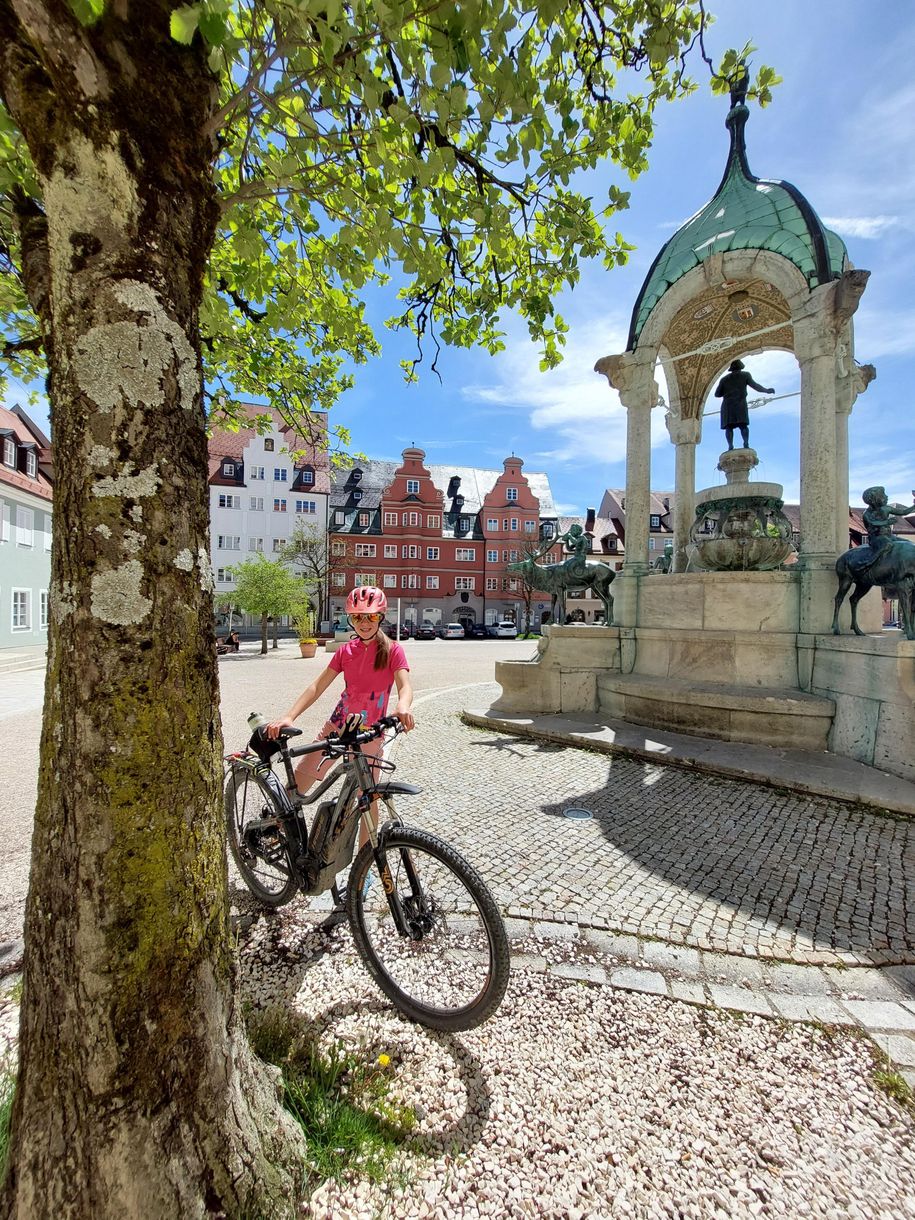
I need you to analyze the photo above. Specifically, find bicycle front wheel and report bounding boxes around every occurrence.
[347,826,510,1031]
[224,766,298,907]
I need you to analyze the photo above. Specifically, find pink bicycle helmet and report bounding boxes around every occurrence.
[345,585,387,614]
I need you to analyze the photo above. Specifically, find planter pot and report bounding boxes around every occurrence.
[299,641,317,658]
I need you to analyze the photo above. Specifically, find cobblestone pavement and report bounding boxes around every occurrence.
[389,684,915,969]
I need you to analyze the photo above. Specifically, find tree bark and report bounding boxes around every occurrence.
[0,4,304,1214]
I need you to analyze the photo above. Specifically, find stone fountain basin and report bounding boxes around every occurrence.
[694,481,784,508]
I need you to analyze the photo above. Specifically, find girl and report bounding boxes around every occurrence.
[265,584,414,797]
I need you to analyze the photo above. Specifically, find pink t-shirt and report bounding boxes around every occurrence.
[327,637,409,729]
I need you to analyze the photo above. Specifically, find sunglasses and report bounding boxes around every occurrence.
[349,613,382,623]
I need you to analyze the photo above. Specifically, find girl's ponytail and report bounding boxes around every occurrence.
[373,628,391,671]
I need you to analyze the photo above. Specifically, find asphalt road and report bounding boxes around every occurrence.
[0,636,534,946]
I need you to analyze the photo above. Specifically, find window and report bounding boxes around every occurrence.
[12,590,30,630]
[332,572,345,586]
[457,516,470,531]
[506,487,518,501]
[502,550,509,562]
[217,535,240,550]
[426,575,439,589]
[648,537,656,550]
[250,466,265,480]
[402,544,419,559]
[16,506,33,547]
[503,519,509,530]
[352,489,362,501]
[486,577,498,591]
[409,512,419,526]
[487,518,498,531]
[332,541,346,556]
[1,504,9,542]
[26,451,37,478]
[272,539,284,552]
[383,544,397,558]
[383,573,397,588]
[295,500,316,514]
[248,538,264,552]
[455,547,475,561]
[222,461,235,477]
[358,511,370,527]
[455,576,474,591]
[487,549,498,562]
[274,468,288,482]
[354,572,376,587]
[218,493,240,509]
[509,578,518,591]
[427,515,440,528]
[524,520,535,533]
[273,498,287,512]
[263,438,274,452]
[426,547,439,561]
[401,574,418,589]
[215,568,231,583]
[510,550,518,561]
[650,514,661,529]
[2,437,14,466]
[300,467,314,485]
[355,543,376,557]
[384,512,398,526]
[249,496,264,511]
[40,590,48,630]
[43,518,52,551]
[334,510,345,525]
[351,468,363,482]
[510,518,518,531]
[406,479,420,494]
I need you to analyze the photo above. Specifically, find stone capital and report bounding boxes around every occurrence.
[665,413,701,446]
[594,352,658,410]
[792,270,871,356]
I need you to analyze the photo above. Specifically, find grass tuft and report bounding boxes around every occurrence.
[0,1057,15,1183]
[874,1066,914,1111]
[247,1005,415,1189]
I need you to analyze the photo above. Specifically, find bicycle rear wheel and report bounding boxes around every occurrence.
[224,766,298,907]
[347,825,510,1031]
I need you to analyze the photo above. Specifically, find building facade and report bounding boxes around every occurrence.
[328,448,561,629]
[0,405,53,650]
[207,406,330,617]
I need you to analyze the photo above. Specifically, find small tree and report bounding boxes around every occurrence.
[280,520,342,626]
[229,556,300,654]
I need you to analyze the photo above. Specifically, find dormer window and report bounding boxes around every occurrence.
[222,460,236,478]
[459,516,470,532]
[352,468,363,483]
[264,438,274,452]
[650,514,661,529]
[447,475,461,496]
[454,494,464,508]
[352,489,363,501]
[26,451,37,478]
[301,467,314,485]
[2,437,14,467]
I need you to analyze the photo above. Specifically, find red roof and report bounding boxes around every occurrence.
[0,405,52,502]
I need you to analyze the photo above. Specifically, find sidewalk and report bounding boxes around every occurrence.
[391,684,915,1090]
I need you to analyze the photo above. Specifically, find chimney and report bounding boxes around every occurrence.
[585,507,596,533]
[663,496,670,512]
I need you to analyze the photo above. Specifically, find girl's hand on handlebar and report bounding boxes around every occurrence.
[265,716,295,740]
[395,708,415,731]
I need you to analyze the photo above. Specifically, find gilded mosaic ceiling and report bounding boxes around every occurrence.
[662,277,793,420]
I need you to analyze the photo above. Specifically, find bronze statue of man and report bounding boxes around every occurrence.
[714,359,773,450]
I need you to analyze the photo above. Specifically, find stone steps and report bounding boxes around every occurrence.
[0,651,46,676]
[597,672,834,751]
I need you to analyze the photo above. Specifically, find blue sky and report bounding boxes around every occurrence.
[13,0,915,516]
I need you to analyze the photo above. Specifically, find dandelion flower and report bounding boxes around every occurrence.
[378,1053,391,1067]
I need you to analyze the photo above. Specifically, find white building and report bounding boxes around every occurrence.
[207,406,330,618]
[0,404,53,651]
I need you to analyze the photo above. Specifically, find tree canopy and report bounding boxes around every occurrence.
[0,1,776,432]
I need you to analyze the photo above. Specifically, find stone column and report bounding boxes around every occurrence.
[595,353,659,629]
[794,313,839,569]
[835,351,876,551]
[665,413,701,572]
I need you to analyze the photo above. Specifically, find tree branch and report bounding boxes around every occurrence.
[217,275,267,321]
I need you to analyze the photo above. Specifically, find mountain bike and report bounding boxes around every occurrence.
[224,714,510,1031]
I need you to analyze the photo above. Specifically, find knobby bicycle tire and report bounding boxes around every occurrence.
[224,766,299,907]
[346,825,510,1031]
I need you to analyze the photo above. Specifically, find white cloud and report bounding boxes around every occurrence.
[822,216,900,240]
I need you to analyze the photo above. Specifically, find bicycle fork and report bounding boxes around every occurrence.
[360,799,427,940]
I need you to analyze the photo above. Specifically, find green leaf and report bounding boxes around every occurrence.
[170,5,202,45]
[67,0,105,25]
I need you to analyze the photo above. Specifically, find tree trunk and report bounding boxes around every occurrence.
[0,8,304,1215]
[260,613,269,654]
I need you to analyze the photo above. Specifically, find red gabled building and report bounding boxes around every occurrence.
[328,448,562,630]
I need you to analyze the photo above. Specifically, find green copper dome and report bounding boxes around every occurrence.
[628,90,848,349]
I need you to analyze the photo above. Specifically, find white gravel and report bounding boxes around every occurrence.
[235,901,915,1220]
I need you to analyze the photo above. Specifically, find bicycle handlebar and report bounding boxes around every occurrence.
[251,714,403,762]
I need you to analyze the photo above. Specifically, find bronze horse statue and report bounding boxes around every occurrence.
[832,541,915,640]
[507,553,615,625]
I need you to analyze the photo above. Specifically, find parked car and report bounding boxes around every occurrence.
[488,621,518,638]
[415,621,437,640]
[397,621,413,639]
[442,622,465,639]
[465,622,488,639]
